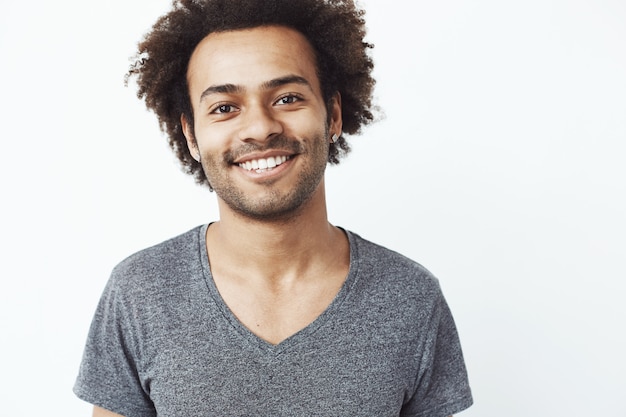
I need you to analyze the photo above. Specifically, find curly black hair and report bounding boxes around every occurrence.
[126,0,376,186]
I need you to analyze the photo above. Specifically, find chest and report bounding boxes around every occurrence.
[219,280,345,345]
[133,256,425,416]
[144,325,414,417]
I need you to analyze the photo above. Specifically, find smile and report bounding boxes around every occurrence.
[238,155,291,173]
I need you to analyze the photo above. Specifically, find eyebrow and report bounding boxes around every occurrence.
[199,75,313,103]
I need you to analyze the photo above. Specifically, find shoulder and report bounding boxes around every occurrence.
[347,230,438,283]
[346,230,443,300]
[108,225,205,293]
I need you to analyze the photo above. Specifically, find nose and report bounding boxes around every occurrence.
[237,102,283,143]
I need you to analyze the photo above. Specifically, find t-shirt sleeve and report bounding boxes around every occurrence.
[401,289,473,417]
[73,272,156,417]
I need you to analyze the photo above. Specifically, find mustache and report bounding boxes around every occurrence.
[224,135,305,163]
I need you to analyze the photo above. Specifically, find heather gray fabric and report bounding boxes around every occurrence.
[74,225,472,417]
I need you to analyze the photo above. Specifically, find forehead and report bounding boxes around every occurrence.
[186,25,321,100]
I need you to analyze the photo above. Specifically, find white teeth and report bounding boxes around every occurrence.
[239,155,289,172]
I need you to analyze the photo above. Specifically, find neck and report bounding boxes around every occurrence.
[207,185,346,286]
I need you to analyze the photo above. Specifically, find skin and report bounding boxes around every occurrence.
[93,407,122,417]
[183,26,339,223]
[93,25,349,416]
[180,25,350,347]
[92,25,454,417]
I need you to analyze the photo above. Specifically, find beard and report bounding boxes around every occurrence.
[200,130,330,222]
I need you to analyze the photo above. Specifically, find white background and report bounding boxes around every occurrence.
[1,0,624,415]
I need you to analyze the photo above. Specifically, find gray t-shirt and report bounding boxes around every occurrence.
[74,225,472,416]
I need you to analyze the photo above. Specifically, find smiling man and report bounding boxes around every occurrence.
[74,1,473,416]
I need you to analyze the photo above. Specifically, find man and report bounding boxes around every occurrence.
[74,0,473,416]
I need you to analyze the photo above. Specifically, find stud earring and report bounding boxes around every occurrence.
[331,133,339,143]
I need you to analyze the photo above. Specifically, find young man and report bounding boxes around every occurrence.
[74,1,473,416]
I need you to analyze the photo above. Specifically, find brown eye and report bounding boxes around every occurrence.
[213,104,234,114]
[275,95,300,105]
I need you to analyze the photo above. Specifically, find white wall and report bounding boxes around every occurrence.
[1,0,624,415]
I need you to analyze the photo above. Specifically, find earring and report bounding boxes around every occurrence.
[331,133,339,143]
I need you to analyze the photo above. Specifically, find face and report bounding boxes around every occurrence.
[182,25,342,222]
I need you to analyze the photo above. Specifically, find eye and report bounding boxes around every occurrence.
[210,103,238,114]
[275,94,301,106]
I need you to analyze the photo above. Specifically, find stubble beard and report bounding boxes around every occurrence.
[201,130,330,223]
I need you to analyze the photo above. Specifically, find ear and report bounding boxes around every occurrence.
[328,92,343,139]
[181,114,200,161]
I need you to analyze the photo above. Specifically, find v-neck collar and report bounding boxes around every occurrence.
[197,223,360,355]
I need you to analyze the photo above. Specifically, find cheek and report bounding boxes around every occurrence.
[194,126,231,152]
[284,112,328,137]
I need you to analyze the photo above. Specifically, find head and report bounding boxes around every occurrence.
[126,0,376,188]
